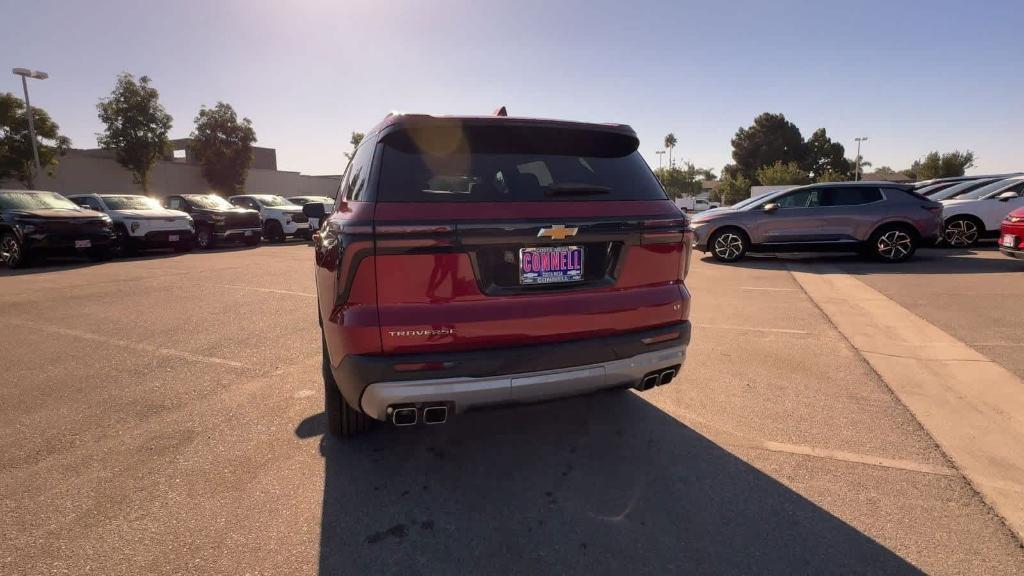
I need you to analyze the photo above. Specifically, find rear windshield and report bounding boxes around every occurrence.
[377,124,666,202]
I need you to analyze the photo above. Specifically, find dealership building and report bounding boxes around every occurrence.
[1,140,340,199]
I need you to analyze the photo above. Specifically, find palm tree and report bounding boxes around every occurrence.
[850,155,872,179]
[664,133,677,169]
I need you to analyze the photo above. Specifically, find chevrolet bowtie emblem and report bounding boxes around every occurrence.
[537,225,579,240]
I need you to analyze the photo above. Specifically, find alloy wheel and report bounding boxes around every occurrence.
[1,234,20,266]
[713,233,744,261]
[944,219,979,247]
[876,230,913,261]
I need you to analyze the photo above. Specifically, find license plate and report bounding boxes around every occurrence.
[74,240,91,249]
[168,234,179,242]
[1003,234,1017,248]
[520,246,584,285]
[245,231,253,237]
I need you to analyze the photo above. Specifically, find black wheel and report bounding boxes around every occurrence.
[88,246,113,262]
[264,220,285,243]
[943,216,982,248]
[869,225,917,263]
[322,333,371,438]
[111,225,135,258]
[709,227,748,262]
[1,232,29,269]
[196,226,215,249]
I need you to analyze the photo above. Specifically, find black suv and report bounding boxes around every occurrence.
[1,189,115,268]
[163,194,262,249]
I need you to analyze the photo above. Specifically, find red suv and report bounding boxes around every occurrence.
[1000,207,1024,259]
[305,113,692,437]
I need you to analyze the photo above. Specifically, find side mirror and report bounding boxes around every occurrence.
[763,203,779,213]
[996,191,1020,201]
[303,202,327,220]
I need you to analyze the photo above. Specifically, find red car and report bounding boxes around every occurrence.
[305,112,692,437]
[1000,207,1024,259]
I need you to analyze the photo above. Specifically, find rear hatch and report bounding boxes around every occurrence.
[372,119,691,354]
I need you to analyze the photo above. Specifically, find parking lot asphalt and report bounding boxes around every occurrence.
[2,243,1023,575]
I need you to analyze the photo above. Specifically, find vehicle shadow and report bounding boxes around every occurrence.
[296,391,921,574]
[700,245,1023,275]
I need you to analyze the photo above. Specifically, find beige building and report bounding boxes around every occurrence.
[2,147,341,199]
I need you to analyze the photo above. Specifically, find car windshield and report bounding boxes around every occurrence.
[378,124,666,202]
[254,195,293,207]
[731,192,774,210]
[0,191,80,210]
[953,178,1021,201]
[102,196,162,210]
[932,179,998,201]
[185,195,233,209]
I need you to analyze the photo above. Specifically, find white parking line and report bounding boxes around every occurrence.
[214,284,316,298]
[694,323,812,335]
[740,286,801,292]
[753,440,957,477]
[0,318,245,369]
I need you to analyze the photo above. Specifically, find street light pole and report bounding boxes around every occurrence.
[12,68,49,178]
[655,150,665,170]
[854,136,869,181]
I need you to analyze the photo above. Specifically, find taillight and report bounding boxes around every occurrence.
[681,229,694,281]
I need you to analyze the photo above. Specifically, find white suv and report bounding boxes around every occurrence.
[941,177,1024,247]
[228,194,310,243]
[68,194,194,255]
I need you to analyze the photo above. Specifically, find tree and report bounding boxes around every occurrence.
[849,155,872,179]
[754,161,811,186]
[873,166,897,176]
[664,133,677,168]
[653,161,716,199]
[803,128,850,180]
[816,169,847,183]
[905,150,976,180]
[189,102,257,194]
[96,73,173,192]
[712,174,752,205]
[0,93,71,188]
[344,131,365,161]
[730,113,806,183]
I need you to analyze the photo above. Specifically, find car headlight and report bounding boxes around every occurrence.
[129,221,141,233]
[1008,215,1024,223]
[18,223,36,234]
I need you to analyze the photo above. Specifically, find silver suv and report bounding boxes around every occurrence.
[691,182,943,263]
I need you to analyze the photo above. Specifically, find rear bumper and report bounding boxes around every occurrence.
[332,321,691,421]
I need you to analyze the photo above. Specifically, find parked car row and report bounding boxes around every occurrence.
[692,173,1024,263]
[0,189,333,269]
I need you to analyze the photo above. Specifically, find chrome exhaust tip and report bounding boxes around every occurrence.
[391,407,418,427]
[659,369,677,386]
[637,374,659,391]
[423,405,448,425]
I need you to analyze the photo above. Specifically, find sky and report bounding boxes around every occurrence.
[3,0,1022,176]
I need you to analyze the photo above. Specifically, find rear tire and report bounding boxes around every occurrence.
[943,216,982,248]
[1,232,29,269]
[868,225,917,263]
[322,333,371,438]
[709,227,749,263]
